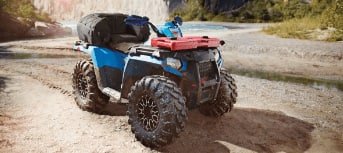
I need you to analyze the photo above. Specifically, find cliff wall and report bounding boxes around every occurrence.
[32,0,175,22]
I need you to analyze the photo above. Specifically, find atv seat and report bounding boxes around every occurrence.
[77,13,150,47]
[109,42,137,53]
[109,14,150,44]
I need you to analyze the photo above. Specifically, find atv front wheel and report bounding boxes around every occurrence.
[128,75,187,148]
[72,59,109,113]
[199,70,237,117]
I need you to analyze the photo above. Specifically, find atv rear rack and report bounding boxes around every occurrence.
[151,36,221,51]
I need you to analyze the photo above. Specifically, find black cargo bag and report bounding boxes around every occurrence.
[77,13,150,47]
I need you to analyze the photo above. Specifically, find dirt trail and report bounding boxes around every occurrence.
[1,30,343,153]
[0,70,151,153]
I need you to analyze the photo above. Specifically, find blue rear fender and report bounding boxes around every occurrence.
[78,46,127,69]
[74,44,127,91]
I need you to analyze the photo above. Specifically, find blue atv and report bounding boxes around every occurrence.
[72,13,237,148]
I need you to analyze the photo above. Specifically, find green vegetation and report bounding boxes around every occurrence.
[264,0,343,41]
[171,0,217,21]
[233,0,313,22]
[263,16,322,40]
[171,0,332,22]
[0,0,52,23]
[171,0,342,41]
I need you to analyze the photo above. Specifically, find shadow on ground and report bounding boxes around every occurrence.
[0,76,9,93]
[160,108,314,153]
[99,103,314,153]
[102,102,128,116]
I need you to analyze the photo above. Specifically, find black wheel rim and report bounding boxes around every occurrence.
[137,94,160,131]
[77,74,88,100]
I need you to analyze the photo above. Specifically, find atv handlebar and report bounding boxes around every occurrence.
[125,15,184,38]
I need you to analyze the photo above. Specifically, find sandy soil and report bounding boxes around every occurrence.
[0,24,343,153]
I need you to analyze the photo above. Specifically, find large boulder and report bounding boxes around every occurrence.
[27,21,72,37]
[0,12,71,41]
[0,12,31,41]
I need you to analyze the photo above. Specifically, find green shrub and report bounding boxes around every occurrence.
[36,12,52,23]
[263,16,321,39]
[311,0,335,16]
[0,0,52,23]
[0,0,8,9]
[18,2,35,18]
[321,0,343,29]
[211,14,232,22]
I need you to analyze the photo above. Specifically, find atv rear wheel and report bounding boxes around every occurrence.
[72,59,109,113]
[199,70,237,117]
[128,75,187,148]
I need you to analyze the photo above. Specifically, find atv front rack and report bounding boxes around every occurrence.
[151,36,221,51]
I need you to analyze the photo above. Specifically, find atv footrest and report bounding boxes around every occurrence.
[102,87,121,100]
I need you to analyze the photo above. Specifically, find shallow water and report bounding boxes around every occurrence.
[181,23,229,31]
[227,67,343,91]
[60,21,230,36]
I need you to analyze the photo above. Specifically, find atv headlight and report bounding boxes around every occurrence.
[165,58,182,70]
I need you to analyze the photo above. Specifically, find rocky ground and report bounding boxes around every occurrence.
[0,24,342,153]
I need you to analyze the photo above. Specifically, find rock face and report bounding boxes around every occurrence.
[0,12,71,41]
[0,12,30,41]
[31,0,246,22]
[164,0,186,13]
[32,0,180,23]
[202,0,248,15]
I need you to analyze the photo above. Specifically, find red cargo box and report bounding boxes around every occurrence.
[151,36,220,51]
